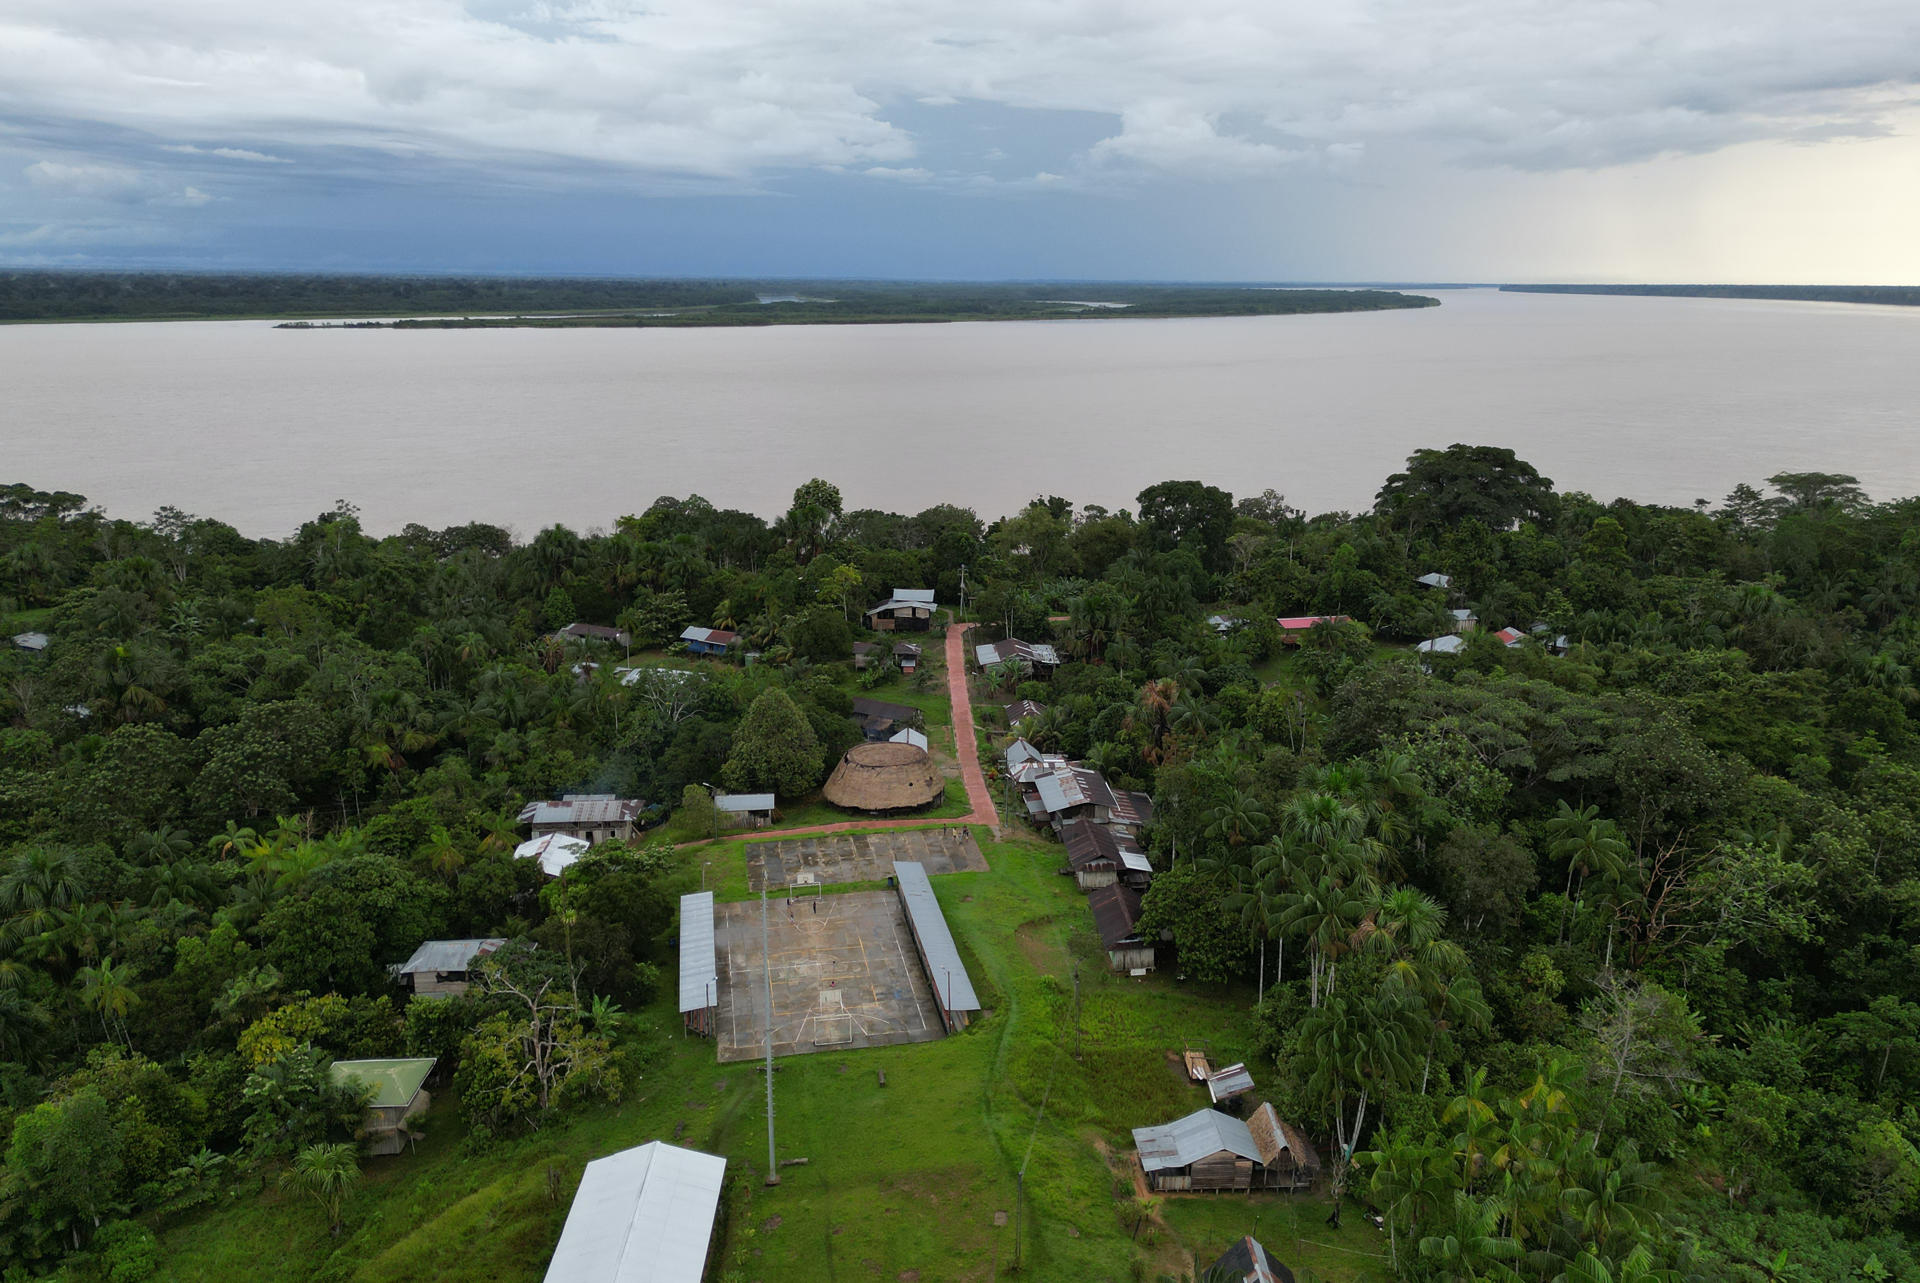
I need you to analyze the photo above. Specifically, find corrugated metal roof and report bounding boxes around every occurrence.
[1034,772,1076,814]
[1415,634,1466,654]
[330,1057,435,1109]
[714,794,774,812]
[892,861,980,1013]
[11,632,50,651]
[543,1141,727,1283]
[1088,884,1145,949]
[516,832,590,876]
[1416,572,1452,589]
[518,796,642,826]
[396,938,507,975]
[1132,1108,1262,1171]
[679,626,739,646]
[975,638,1060,668]
[888,727,929,751]
[678,893,717,1015]
[1119,850,1154,874]
[1276,615,1351,630]
[850,697,917,723]
[1208,1062,1256,1102]
[866,589,938,614]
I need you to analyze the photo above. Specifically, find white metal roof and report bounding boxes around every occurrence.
[395,938,507,975]
[1119,850,1154,874]
[11,632,49,651]
[515,832,591,876]
[1415,634,1466,654]
[1208,1062,1256,1102]
[888,727,929,751]
[868,588,937,613]
[1416,572,1453,589]
[1132,1108,1262,1171]
[892,861,980,1013]
[544,1141,727,1283]
[678,892,717,1015]
[714,793,775,812]
[1451,608,1475,621]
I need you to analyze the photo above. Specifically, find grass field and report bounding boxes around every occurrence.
[148,826,1382,1283]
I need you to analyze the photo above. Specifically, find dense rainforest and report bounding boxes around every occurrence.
[0,448,1917,1281]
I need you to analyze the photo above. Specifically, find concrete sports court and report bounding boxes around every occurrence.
[744,827,986,892]
[712,891,945,1063]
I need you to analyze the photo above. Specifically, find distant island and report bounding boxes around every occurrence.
[1503,283,1920,307]
[0,271,1439,325]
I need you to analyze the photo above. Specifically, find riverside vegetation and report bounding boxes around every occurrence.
[0,449,1918,1281]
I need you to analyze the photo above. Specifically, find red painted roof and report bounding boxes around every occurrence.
[1276,615,1351,630]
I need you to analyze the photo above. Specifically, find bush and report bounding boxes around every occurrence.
[94,1220,160,1283]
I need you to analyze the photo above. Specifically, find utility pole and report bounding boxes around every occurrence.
[761,890,780,1185]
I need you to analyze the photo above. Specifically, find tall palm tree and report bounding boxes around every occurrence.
[1546,802,1632,948]
[77,956,140,1050]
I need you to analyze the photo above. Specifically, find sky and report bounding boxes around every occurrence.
[3,0,1919,281]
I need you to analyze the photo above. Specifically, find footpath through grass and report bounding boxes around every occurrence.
[151,828,1385,1283]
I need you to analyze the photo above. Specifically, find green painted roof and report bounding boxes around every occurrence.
[330,1057,435,1109]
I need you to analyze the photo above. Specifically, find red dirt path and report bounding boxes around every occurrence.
[700,619,999,846]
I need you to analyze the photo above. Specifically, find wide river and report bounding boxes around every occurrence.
[5,287,1919,538]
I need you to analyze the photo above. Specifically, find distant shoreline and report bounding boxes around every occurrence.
[1503,283,1920,307]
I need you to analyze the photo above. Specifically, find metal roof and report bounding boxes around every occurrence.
[892,861,980,1013]
[11,632,49,651]
[1004,699,1047,725]
[544,1141,727,1283]
[850,696,918,723]
[561,623,632,645]
[1208,1062,1256,1102]
[1451,608,1476,621]
[1132,1108,1262,1171]
[1415,634,1466,654]
[1004,738,1045,767]
[679,626,738,646]
[516,832,590,876]
[329,1057,435,1110]
[867,589,937,614]
[678,893,717,1015]
[1416,572,1453,589]
[975,638,1061,668]
[1276,615,1351,630]
[1088,884,1145,949]
[396,938,507,975]
[714,793,774,812]
[1120,850,1155,874]
[888,727,929,751]
[518,796,642,826]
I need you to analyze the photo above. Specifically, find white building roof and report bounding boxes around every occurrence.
[11,632,50,651]
[515,832,590,876]
[868,588,937,614]
[714,793,775,813]
[975,638,1061,669]
[888,727,929,751]
[1451,608,1475,622]
[395,938,507,975]
[1415,634,1466,655]
[1119,850,1154,874]
[678,892,717,1015]
[543,1141,727,1283]
[1207,1062,1256,1102]
[892,861,980,1013]
[518,796,642,827]
[1416,572,1453,590]
[1132,1108,1262,1172]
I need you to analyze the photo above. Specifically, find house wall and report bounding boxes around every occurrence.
[409,973,470,998]
[1075,868,1118,890]
[531,820,635,844]
[1106,945,1156,973]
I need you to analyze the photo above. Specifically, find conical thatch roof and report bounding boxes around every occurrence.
[822,741,943,813]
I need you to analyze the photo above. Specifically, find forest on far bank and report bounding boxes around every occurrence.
[1,446,1919,1282]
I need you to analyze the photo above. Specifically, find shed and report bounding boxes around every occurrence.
[543,1141,726,1283]
[518,794,643,844]
[1004,698,1047,729]
[865,588,937,632]
[823,741,943,813]
[679,892,718,1037]
[714,792,775,830]
[1246,1101,1322,1191]
[1209,1236,1297,1283]
[11,632,49,652]
[1088,883,1155,972]
[1063,822,1152,891]
[975,637,1061,674]
[892,861,980,1031]
[394,938,507,998]
[679,625,739,657]
[515,832,590,877]
[849,696,920,740]
[888,726,929,752]
[1450,608,1478,632]
[1133,1107,1263,1193]
[892,641,922,672]
[1492,626,1528,647]
[558,622,632,648]
[330,1057,435,1156]
[1207,1062,1256,1105]
[1414,572,1453,591]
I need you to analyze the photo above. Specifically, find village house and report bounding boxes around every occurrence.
[1451,608,1478,632]
[678,625,739,657]
[331,1057,436,1157]
[1062,821,1153,891]
[543,1141,727,1283]
[1018,761,1154,840]
[393,938,507,998]
[1004,698,1047,729]
[974,636,1061,676]
[850,696,921,740]
[864,588,938,632]
[713,792,775,829]
[518,794,643,845]
[1415,572,1453,591]
[1089,883,1156,972]
[889,726,929,751]
[556,621,632,649]
[1133,1102,1321,1193]
[892,640,922,673]
[10,632,49,653]
[1275,615,1352,644]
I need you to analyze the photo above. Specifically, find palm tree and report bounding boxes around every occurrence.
[1418,1191,1523,1280]
[77,956,140,1049]
[1546,802,1631,948]
[1204,789,1271,852]
[1298,987,1421,1211]
[280,1142,361,1236]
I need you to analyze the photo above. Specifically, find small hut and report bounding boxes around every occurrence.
[331,1057,435,1156]
[1246,1102,1322,1191]
[822,741,943,813]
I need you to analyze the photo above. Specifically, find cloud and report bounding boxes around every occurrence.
[24,158,215,207]
[0,0,1915,196]
[161,143,292,163]
[862,165,935,181]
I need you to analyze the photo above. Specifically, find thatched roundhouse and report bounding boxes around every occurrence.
[823,741,943,813]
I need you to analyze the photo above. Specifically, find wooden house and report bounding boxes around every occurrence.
[1063,821,1153,891]
[331,1057,436,1156]
[893,641,922,672]
[1004,698,1047,729]
[518,794,642,844]
[393,938,507,998]
[679,625,739,657]
[714,792,775,829]
[975,637,1061,676]
[1133,1103,1319,1193]
[865,589,937,632]
[1089,883,1155,972]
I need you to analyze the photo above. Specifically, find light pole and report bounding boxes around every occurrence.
[703,860,712,891]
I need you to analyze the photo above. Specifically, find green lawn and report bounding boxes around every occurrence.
[151,829,1369,1283]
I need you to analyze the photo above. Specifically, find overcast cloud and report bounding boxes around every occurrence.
[1,0,1917,276]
